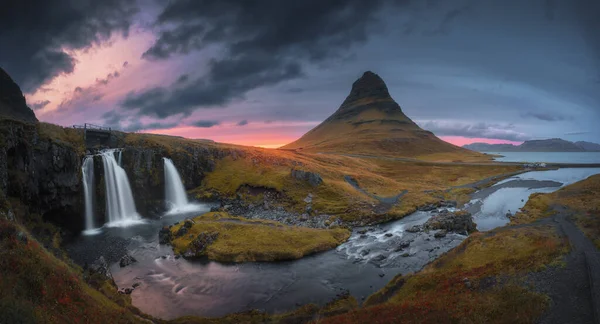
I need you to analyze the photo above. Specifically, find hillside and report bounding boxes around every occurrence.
[464,138,600,152]
[576,141,600,152]
[282,71,485,161]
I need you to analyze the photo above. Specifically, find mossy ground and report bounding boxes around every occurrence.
[37,122,85,154]
[170,212,350,262]
[513,174,600,248]
[0,220,149,324]
[196,146,520,224]
[321,224,568,324]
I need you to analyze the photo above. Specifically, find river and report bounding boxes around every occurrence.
[65,166,600,319]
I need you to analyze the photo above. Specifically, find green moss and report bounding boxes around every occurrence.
[170,212,350,262]
[37,122,85,154]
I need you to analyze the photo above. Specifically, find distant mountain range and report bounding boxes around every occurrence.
[463,139,600,152]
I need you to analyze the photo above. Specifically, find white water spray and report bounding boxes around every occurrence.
[101,149,141,226]
[82,156,100,235]
[163,158,203,214]
[163,158,189,210]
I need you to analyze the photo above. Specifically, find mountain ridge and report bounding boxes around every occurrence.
[464,138,600,152]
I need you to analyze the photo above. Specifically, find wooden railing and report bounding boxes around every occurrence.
[72,123,112,132]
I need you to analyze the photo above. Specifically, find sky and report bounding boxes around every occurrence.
[1,0,599,148]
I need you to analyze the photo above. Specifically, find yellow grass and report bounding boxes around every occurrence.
[170,212,350,262]
[512,174,600,246]
[323,224,568,324]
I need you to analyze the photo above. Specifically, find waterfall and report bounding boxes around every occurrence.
[117,150,122,166]
[101,149,141,226]
[163,158,189,211]
[82,156,99,234]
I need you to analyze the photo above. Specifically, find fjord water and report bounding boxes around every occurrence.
[100,149,142,226]
[469,167,600,231]
[81,156,97,234]
[489,151,600,163]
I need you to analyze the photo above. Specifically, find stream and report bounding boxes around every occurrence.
[65,167,600,320]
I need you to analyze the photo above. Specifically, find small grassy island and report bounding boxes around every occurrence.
[168,212,350,262]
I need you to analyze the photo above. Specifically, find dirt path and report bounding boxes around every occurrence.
[524,207,599,324]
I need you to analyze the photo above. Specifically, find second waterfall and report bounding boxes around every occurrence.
[163,158,190,213]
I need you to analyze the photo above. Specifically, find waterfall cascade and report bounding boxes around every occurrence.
[116,150,122,166]
[81,156,99,234]
[163,158,190,212]
[101,149,141,226]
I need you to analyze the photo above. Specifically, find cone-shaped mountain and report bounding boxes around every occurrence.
[282,71,477,159]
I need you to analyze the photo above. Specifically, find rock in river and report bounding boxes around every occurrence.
[119,254,137,268]
[159,226,172,244]
[423,210,476,234]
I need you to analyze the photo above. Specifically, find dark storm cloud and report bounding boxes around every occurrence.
[191,120,220,128]
[236,120,248,126]
[417,120,530,141]
[520,112,571,122]
[101,110,179,132]
[125,0,403,118]
[121,58,302,117]
[124,121,179,132]
[574,0,600,73]
[0,0,138,92]
[31,100,51,110]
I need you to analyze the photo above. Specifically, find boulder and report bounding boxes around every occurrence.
[405,225,422,233]
[291,169,323,187]
[175,225,189,237]
[183,219,195,228]
[423,210,476,234]
[434,230,447,238]
[119,254,137,268]
[158,226,172,244]
[184,231,220,257]
[90,256,112,281]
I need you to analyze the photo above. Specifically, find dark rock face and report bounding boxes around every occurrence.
[0,120,83,232]
[184,231,219,258]
[291,169,323,187]
[0,68,37,123]
[341,71,391,106]
[119,254,137,268]
[119,145,240,216]
[423,210,476,234]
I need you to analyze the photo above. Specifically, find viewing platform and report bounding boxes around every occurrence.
[73,123,114,148]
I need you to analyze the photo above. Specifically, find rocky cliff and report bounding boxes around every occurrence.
[0,119,84,233]
[0,67,37,123]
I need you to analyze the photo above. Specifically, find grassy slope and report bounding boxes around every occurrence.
[0,220,147,324]
[512,174,600,248]
[170,212,350,262]
[195,145,519,224]
[321,224,568,324]
[281,105,487,161]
